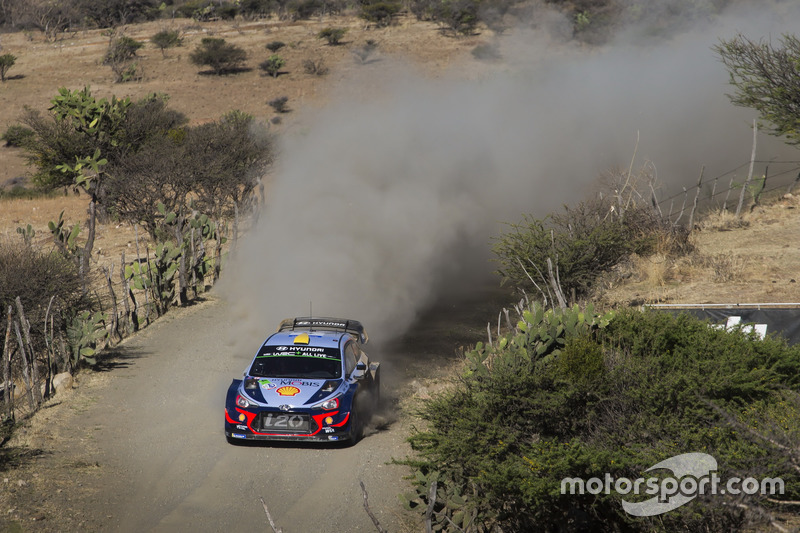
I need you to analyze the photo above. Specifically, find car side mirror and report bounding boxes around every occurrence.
[351,362,367,380]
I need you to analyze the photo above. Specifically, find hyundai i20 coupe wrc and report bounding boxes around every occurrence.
[225,317,380,444]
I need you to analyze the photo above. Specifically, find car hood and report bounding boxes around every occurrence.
[253,378,330,406]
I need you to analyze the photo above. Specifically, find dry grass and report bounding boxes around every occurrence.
[600,193,800,306]
[0,15,486,187]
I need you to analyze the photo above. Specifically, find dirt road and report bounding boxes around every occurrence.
[1,287,507,533]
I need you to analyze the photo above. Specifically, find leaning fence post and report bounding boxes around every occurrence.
[103,264,121,343]
[723,177,735,212]
[3,305,13,420]
[688,166,705,228]
[13,320,36,412]
[15,297,41,407]
[674,187,688,225]
[736,119,757,217]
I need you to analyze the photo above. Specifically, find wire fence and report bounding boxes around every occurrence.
[654,158,800,226]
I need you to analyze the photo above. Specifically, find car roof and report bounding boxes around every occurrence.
[277,317,368,344]
[265,330,348,350]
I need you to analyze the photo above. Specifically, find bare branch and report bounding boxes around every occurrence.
[359,481,388,533]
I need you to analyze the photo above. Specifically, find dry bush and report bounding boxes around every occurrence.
[0,239,92,353]
[697,208,751,232]
[706,253,749,283]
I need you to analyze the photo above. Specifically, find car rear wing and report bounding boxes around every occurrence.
[278,317,369,344]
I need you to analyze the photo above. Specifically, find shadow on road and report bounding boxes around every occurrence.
[94,345,150,372]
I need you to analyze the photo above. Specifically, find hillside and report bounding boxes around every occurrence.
[3,5,800,532]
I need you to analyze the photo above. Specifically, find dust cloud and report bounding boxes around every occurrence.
[222,0,800,346]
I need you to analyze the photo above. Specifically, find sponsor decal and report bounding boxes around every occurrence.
[257,346,340,360]
[259,379,276,389]
[236,424,248,431]
[297,320,347,328]
[276,386,301,396]
[323,427,335,433]
[274,379,320,387]
[328,435,340,441]
[232,433,247,439]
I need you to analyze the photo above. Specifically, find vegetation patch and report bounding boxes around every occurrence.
[402,304,800,532]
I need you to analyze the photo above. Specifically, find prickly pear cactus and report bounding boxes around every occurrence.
[66,310,108,367]
[16,224,35,245]
[465,302,614,377]
[124,241,181,315]
[400,471,473,532]
[48,210,81,257]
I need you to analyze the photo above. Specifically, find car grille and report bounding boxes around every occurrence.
[258,412,314,433]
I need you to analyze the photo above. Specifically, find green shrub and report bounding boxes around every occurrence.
[360,1,400,26]
[0,53,16,82]
[104,35,144,83]
[151,30,183,57]
[259,54,285,77]
[189,38,248,75]
[402,305,800,532]
[268,96,289,113]
[493,198,686,302]
[1,125,34,147]
[217,3,240,18]
[302,58,329,76]
[471,42,501,61]
[265,41,285,53]
[317,27,347,45]
[288,0,323,19]
[239,0,274,18]
[104,35,143,65]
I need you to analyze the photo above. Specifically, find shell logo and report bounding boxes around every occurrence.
[276,386,300,397]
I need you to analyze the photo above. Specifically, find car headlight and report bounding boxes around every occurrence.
[313,395,340,410]
[236,394,252,408]
[320,380,341,393]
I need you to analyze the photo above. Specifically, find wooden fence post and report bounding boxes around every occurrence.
[2,305,13,420]
[688,166,705,228]
[103,264,121,343]
[13,320,36,412]
[15,297,41,406]
[736,119,757,217]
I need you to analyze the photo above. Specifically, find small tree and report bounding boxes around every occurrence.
[104,35,144,83]
[360,2,400,27]
[317,27,347,46]
[259,54,285,78]
[303,58,328,76]
[189,38,248,75]
[265,40,285,53]
[715,33,800,146]
[0,53,16,82]
[2,125,34,147]
[151,29,183,57]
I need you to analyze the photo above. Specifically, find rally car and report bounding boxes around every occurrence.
[224,317,380,444]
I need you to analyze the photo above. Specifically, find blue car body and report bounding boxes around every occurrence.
[224,317,380,443]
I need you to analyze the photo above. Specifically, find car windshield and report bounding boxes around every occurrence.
[248,344,342,379]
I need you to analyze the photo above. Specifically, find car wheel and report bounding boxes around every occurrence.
[349,403,363,443]
[373,370,381,409]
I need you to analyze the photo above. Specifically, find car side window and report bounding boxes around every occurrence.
[344,343,358,377]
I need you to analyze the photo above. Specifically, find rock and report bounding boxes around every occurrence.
[52,372,74,395]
